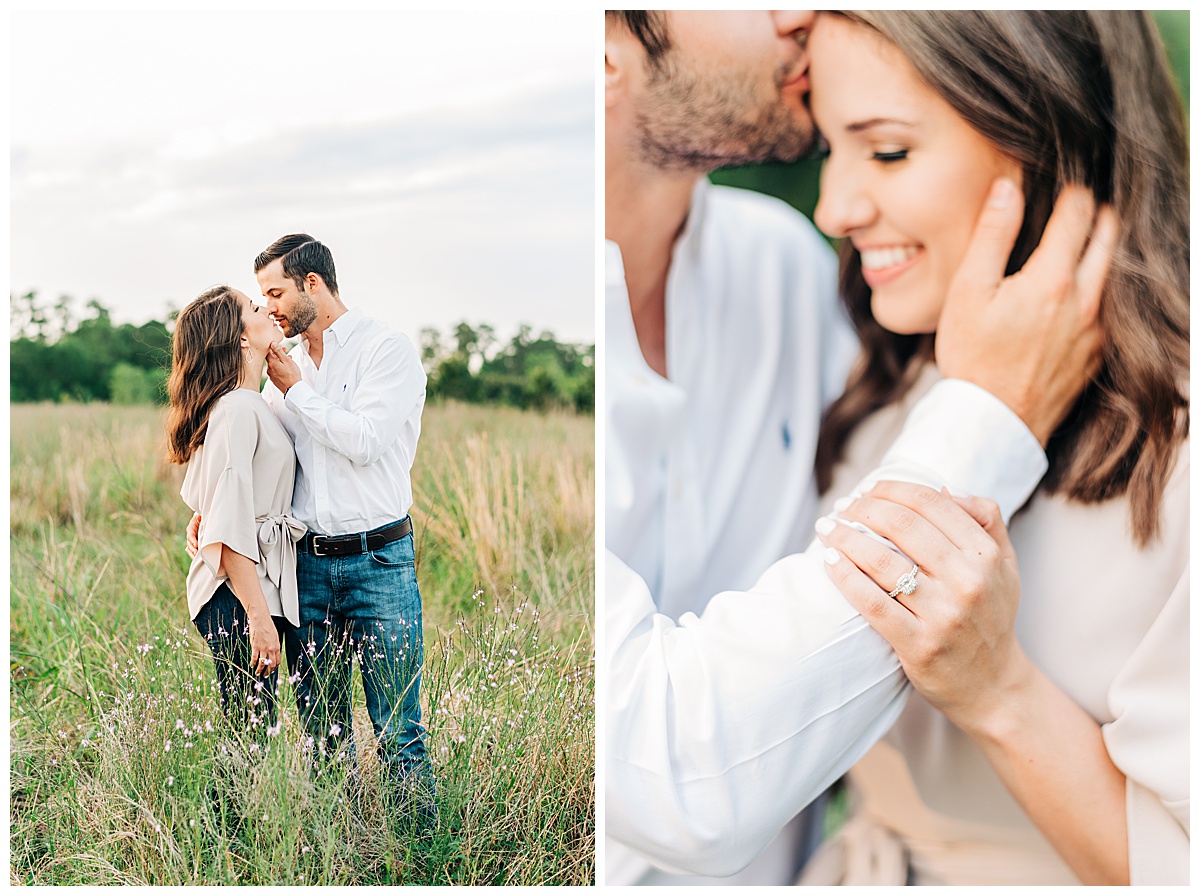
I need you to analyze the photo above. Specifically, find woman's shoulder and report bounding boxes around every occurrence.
[218,387,267,405]
[210,388,269,421]
[202,390,279,452]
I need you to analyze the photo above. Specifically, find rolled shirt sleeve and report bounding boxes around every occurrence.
[605,375,1048,876]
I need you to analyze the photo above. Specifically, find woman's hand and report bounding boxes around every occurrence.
[247,607,281,675]
[219,543,280,676]
[815,480,1034,735]
[816,480,1131,884]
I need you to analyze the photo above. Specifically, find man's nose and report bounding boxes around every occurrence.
[773,10,817,41]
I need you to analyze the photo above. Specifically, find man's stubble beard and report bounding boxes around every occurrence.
[634,55,816,173]
[282,291,318,338]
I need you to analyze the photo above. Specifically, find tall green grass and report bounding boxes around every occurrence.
[10,401,594,885]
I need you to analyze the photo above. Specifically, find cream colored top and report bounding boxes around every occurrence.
[817,364,1190,886]
[181,388,305,626]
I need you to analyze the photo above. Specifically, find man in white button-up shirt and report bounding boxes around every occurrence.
[605,10,1109,883]
[187,237,435,823]
[256,234,435,826]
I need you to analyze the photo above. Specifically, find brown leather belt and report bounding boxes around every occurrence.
[301,517,412,557]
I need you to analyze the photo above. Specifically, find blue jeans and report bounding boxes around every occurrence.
[286,520,433,800]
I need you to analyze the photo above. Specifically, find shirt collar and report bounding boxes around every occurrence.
[673,177,712,266]
[297,306,364,359]
[324,306,364,347]
[605,240,626,285]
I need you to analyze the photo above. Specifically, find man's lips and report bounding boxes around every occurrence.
[782,62,810,91]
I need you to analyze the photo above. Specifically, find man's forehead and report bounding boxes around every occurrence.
[256,260,286,283]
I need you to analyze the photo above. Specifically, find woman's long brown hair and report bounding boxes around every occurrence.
[165,286,244,464]
[814,11,1189,546]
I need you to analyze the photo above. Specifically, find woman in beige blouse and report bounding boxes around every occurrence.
[802,11,1188,886]
[166,286,305,736]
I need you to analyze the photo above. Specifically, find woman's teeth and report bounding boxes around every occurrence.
[860,246,919,270]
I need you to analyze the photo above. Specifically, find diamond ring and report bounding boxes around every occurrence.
[887,564,919,598]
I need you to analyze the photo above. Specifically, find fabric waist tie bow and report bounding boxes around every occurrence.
[257,513,307,627]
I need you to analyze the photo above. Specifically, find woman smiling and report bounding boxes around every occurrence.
[807,10,1188,886]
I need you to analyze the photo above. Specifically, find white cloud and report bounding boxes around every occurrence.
[9,8,596,343]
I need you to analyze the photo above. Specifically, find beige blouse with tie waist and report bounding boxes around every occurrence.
[801,364,1189,886]
[181,388,306,627]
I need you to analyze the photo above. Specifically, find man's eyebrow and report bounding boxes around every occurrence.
[847,116,917,133]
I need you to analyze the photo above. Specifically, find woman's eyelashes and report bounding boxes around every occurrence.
[872,148,909,163]
[811,136,908,164]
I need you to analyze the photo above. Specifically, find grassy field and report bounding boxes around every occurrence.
[9,400,595,885]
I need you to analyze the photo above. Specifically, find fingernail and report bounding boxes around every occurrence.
[815,516,836,536]
[989,178,1016,209]
[824,547,842,566]
[860,479,877,494]
[833,496,853,513]
[948,485,970,499]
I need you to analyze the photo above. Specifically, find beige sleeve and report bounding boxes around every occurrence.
[194,399,260,579]
[1102,565,1189,884]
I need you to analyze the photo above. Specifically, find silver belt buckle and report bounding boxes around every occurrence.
[311,535,331,557]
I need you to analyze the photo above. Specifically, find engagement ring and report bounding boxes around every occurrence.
[887,564,919,598]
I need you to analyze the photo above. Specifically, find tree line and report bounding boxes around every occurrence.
[10,291,593,413]
[419,322,593,414]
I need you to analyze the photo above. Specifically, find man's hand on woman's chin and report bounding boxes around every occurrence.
[266,342,302,395]
[936,179,1119,446]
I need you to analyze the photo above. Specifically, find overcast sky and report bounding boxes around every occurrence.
[10,7,596,345]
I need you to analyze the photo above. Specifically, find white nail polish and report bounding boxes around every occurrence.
[824,547,841,566]
[860,479,877,493]
[815,516,836,536]
[948,485,970,499]
[833,497,852,513]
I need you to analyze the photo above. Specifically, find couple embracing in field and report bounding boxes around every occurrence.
[165,235,437,830]
[605,10,1188,887]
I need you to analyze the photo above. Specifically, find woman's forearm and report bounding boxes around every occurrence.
[963,656,1129,885]
[219,544,272,623]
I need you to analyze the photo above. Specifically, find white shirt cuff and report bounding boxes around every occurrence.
[282,379,316,412]
[878,378,1047,523]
